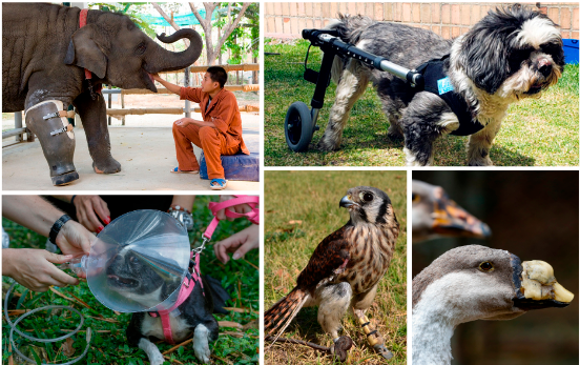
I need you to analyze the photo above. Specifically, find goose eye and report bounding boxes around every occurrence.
[360,192,374,202]
[479,261,494,271]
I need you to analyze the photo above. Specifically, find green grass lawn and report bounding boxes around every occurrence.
[265,40,579,166]
[2,196,258,365]
[264,171,407,364]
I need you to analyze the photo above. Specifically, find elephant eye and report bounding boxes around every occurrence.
[136,42,147,54]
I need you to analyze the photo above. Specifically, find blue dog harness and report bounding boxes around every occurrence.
[415,55,484,136]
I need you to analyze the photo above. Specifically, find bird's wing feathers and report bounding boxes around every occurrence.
[297,224,351,291]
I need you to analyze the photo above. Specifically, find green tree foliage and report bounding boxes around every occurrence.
[89,2,157,37]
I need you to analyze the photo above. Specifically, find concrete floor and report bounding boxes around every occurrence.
[3,113,260,191]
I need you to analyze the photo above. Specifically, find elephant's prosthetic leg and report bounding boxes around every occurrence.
[25,100,79,186]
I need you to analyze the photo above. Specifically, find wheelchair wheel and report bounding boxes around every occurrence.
[284,102,313,152]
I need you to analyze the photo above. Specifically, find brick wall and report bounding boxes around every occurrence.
[265,2,579,40]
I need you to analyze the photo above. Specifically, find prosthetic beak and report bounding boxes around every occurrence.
[431,192,491,239]
[514,259,574,309]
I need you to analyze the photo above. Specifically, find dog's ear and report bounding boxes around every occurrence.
[546,40,566,68]
[457,19,511,95]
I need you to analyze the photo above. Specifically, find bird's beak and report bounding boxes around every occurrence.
[431,193,491,239]
[513,259,574,310]
[340,195,357,209]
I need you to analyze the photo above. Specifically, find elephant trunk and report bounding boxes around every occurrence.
[145,28,203,73]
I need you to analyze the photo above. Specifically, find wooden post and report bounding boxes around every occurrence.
[14,111,22,142]
[184,67,190,119]
[107,85,112,125]
[121,92,125,126]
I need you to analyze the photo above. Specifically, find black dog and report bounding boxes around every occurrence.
[107,250,218,364]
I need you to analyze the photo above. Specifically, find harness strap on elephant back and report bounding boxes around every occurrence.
[79,8,100,100]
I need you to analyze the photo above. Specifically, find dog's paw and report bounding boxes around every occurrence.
[387,125,404,140]
[138,338,165,365]
[193,344,211,364]
[468,156,494,166]
[193,325,211,364]
[316,135,341,152]
[149,355,166,365]
[404,147,432,166]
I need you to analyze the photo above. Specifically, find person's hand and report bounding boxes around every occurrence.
[216,195,254,221]
[175,118,195,127]
[73,195,110,233]
[149,73,163,82]
[2,249,79,292]
[214,224,259,264]
[56,220,95,257]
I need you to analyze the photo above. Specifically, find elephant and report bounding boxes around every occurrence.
[2,3,203,185]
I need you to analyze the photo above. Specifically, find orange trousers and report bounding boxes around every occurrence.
[172,122,240,179]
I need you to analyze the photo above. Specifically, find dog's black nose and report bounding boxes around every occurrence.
[539,61,553,77]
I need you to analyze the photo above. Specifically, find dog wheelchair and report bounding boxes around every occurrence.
[284,28,425,152]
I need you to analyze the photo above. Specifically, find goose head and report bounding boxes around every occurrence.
[412,245,573,365]
[412,180,491,243]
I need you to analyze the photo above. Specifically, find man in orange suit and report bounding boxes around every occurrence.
[151,66,249,190]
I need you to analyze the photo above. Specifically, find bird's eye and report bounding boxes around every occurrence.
[129,256,138,264]
[479,261,494,271]
[360,192,373,202]
[412,193,420,202]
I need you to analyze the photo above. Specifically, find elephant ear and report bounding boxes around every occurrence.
[64,24,107,79]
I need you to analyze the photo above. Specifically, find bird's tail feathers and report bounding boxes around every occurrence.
[264,288,310,342]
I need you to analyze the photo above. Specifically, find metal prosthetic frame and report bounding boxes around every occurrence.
[353,309,394,360]
[285,29,425,152]
[24,100,79,186]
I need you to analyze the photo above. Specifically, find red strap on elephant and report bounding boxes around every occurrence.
[79,9,92,81]
[79,8,101,99]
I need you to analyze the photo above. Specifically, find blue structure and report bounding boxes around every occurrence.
[563,39,579,64]
[142,10,214,27]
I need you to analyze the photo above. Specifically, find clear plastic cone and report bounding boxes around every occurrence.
[84,210,190,313]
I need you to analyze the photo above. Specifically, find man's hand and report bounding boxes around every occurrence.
[214,225,259,264]
[149,73,163,82]
[149,73,182,95]
[73,195,110,233]
[175,118,195,127]
[2,249,79,291]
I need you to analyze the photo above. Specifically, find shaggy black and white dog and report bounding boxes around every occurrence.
[320,4,564,165]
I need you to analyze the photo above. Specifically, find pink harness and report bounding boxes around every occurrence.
[149,196,259,344]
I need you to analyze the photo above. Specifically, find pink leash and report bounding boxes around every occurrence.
[205,195,260,240]
[150,196,259,344]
